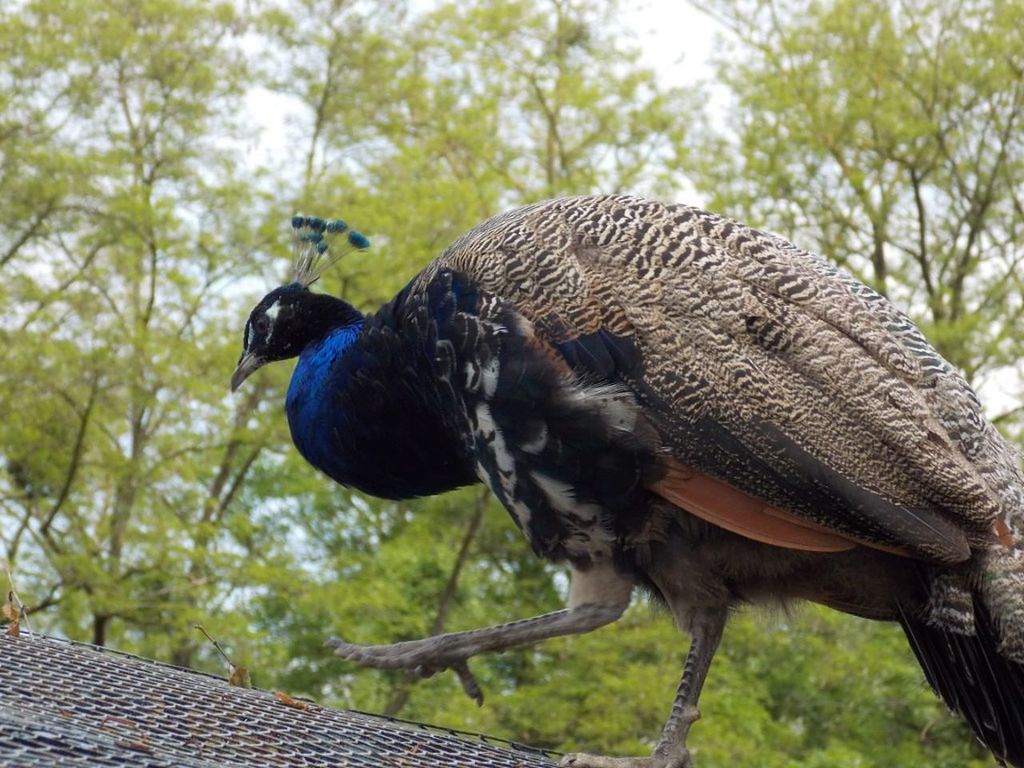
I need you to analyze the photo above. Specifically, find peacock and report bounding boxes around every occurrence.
[231,195,1024,768]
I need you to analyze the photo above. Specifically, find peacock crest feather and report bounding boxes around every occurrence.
[291,214,370,287]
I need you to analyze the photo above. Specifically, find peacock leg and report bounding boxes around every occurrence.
[327,562,633,703]
[559,607,728,768]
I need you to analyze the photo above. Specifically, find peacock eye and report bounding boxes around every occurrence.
[254,316,270,335]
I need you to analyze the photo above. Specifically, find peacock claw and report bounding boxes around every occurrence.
[453,660,484,706]
[324,637,484,704]
[325,636,456,669]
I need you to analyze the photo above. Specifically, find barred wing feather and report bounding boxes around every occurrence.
[421,195,1016,565]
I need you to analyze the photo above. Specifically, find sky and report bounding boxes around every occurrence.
[621,0,724,88]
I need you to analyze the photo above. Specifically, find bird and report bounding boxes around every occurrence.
[231,195,1024,768]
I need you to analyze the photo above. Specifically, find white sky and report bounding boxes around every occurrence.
[622,0,724,88]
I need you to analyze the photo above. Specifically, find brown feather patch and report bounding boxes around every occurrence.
[650,460,857,553]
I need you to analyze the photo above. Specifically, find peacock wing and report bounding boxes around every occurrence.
[421,195,1007,564]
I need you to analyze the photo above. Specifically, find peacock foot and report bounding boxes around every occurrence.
[325,636,484,704]
[558,751,693,768]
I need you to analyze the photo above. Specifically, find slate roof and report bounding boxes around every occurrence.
[0,632,558,767]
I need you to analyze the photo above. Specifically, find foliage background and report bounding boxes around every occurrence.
[1,0,1021,766]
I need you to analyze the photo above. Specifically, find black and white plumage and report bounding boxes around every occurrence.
[233,195,1024,768]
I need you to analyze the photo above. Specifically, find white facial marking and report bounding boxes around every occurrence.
[263,299,281,343]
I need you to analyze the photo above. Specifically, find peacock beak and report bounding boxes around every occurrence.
[231,351,265,392]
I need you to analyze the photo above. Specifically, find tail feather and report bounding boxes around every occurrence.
[900,599,1024,767]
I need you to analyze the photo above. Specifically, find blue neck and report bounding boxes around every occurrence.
[284,314,476,499]
[286,322,364,408]
[286,322,364,476]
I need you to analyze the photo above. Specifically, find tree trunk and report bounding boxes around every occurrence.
[92,613,110,647]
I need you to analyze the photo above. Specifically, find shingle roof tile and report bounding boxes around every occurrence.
[0,634,557,767]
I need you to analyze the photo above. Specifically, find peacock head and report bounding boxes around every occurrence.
[231,215,370,391]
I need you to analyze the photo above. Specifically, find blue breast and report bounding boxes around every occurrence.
[285,322,364,481]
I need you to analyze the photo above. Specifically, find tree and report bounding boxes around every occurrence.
[0,0,286,660]
[689,0,1024,433]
